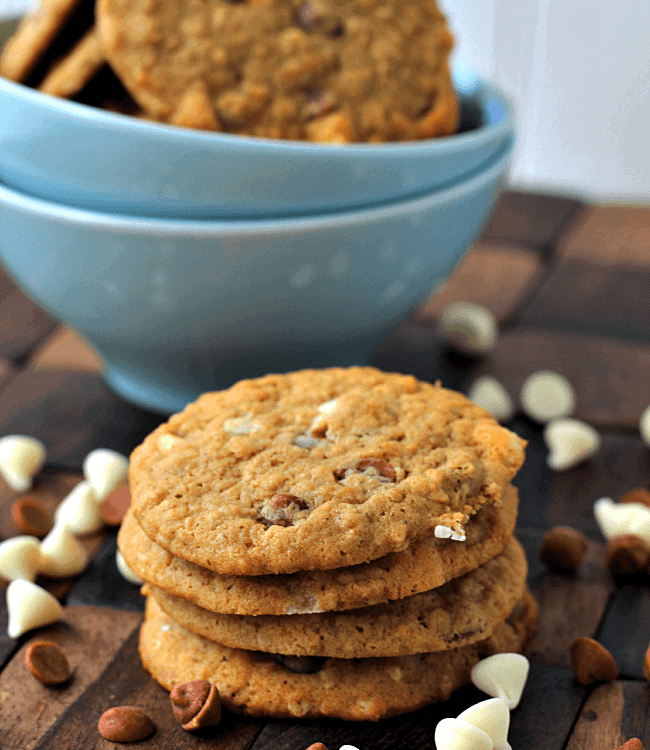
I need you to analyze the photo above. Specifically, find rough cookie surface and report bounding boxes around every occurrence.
[148,537,527,658]
[129,368,526,575]
[96,0,459,141]
[139,591,538,721]
[118,485,519,615]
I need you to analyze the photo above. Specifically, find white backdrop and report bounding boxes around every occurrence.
[2,0,649,203]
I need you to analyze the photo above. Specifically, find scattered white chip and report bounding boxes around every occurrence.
[0,536,41,583]
[434,525,466,541]
[157,434,184,452]
[543,418,600,471]
[339,746,360,750]
[467,376,514,422]
[54,480,104,535]
[223,416,260,435]
[0,435,46,492]
[593,497,650,544]
[520,371,576,423]
[6,579,63,638]
[294,434,320,449]
[39,523,88,578]
[116,550,144,585]
[435,717,493,750]
[82,448,129,502]
[457,699,511,750]
[440,302,498,355]
[640,404,650,447]
[471,653,530,710]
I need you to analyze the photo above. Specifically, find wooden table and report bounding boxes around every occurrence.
[0,190,649,749]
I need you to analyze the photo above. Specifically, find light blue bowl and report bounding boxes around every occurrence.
[0,139,512,414]
[0,52,513,219]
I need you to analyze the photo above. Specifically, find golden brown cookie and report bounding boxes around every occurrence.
[96,0,459,141]
[139,590,538,721]
[38,27,105,98]
[119,484,519,615]
[147,537,528,658]
[129,368,526,576]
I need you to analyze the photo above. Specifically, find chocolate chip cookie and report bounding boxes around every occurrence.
[139,590,538,721]
[129,368,526,576]
[119,484,519,615]
[96,0,459,141]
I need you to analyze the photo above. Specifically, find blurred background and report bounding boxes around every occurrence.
[2,0,648,204]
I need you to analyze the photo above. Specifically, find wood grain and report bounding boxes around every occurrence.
[558,206,650,267]
[0,369,164,470]
[565,681,650,750]
[0,606,141,750]
[479,190,584,252]
[469,327,650,429]
[598,585,650,681]
[415,242,543,324]
[521,260,650,343]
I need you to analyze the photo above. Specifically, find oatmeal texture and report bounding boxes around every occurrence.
[118,485,519,615]
[129,368,526,575]
[139,591,538,721]
[147,537,527,658]
[95,0,459,141]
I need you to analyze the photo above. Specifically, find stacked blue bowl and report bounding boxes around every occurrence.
[0,27,514,413]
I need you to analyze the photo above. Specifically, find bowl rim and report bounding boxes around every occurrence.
[0,138,513,233]
[0,63,513,158]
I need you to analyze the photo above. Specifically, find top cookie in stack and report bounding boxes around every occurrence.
[121,367,535,721]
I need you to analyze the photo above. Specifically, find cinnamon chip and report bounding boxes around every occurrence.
[570,637,618,685]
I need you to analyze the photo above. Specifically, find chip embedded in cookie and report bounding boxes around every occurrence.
[95,0,459,141]
[129,367,526,576]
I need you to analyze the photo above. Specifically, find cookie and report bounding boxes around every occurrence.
[130,368,526,576]
[0,0,95,86]
[96,0,459,142]
[119,484,519,615]
[38,27,105,98]
[147,536,528,658]
[139,590,538,721]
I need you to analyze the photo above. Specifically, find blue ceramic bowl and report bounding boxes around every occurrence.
[0,139,512,414]
[0,40,513,219]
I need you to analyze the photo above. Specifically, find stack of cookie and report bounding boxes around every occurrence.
[119,367,537,721]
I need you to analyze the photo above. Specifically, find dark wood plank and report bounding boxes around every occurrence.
[598,585,650,681]
[0,370,164,471]
[68,535,145,613]
[507,663,586,750]
[565,680,650,750]
[415,242,543,324]
[0,606,142,750]
[32,623,264,750]
[479,191,584,253]
[0,355,16,394]
[558,206,650,267]
[470,327,650,430]
[0,267,58,363]
[521,261,650,343]
[518,529,614,671]
[510,417,554,531]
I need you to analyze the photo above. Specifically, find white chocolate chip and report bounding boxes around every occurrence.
[467,376,514,422]
[157,434,184,452]
[440,302,498,355]
[293,434,320,449]
[471,653,530,709]
[223,415,260,435]
[0,435,46,492]
[339,746,360,750]
[640,404,650,447]
[435,717,494,750]
[309,398,339,436]
[593,497,650,543]
[39,523,88,577]
[116,549,144,585]
[82,449,129,502]
[457,699,511,750]
[520,371,576,423]
[0,536,41,583]
[6,579,63,638]
[543,418,600,471]
[54,480,104,535]
[434,524,466,542]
